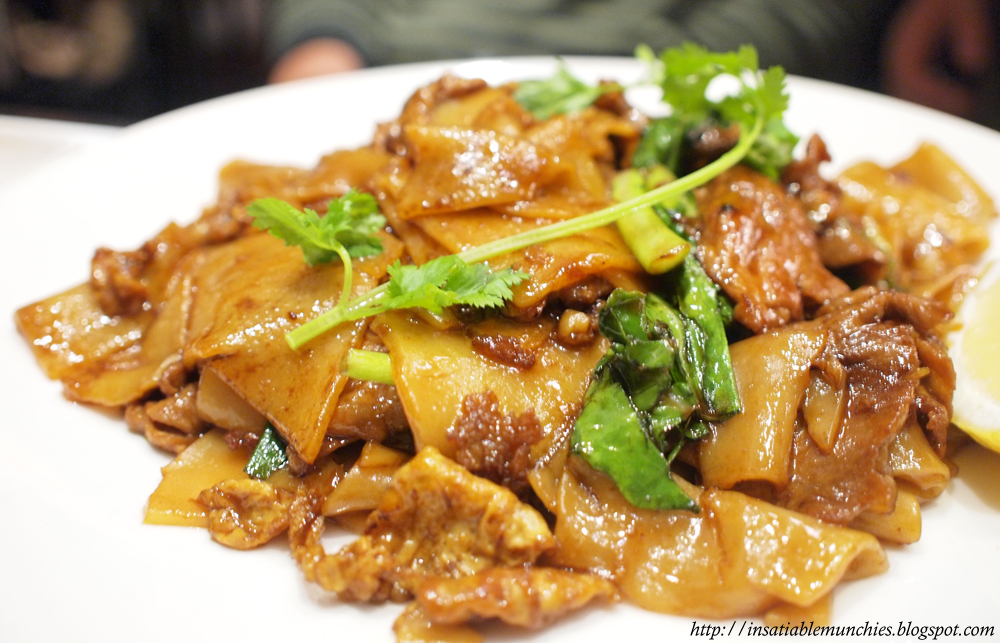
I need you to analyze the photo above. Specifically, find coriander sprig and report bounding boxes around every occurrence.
[636,42,797,180]
[284,254,528,349]
[512,62,624,120]
[247,192,386,326]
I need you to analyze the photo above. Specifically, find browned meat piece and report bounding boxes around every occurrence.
[197,479,295,550]
[329,331,409,444]
[144,383,205,435]
[125,383,206,454]
[778,287,954,524]
[289,447,555,603]
[90,245,152,316]
[694,165,850,333]
[447,390,544,495]
[412,566,618,629]
[549,275,616,309]
[912,335,954,456]
[683,121,741,171]
[125,402,199,454]
[783,135,886,280]
[328,378,409,443]
[468,333,537,370]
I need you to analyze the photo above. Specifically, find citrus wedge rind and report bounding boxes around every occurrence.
[948,259,1000,453]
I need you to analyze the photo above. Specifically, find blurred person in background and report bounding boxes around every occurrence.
[0,0,268,122]
[1,0,996,128]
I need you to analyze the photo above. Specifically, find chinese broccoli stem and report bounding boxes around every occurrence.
[612,167,691,274]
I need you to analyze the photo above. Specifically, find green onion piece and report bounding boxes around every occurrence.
[244,425,288,480]
[342,348,394,385]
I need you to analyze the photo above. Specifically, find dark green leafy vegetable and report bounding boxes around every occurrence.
[571,269,740,511]
[572,367,698,512]
[245,425,288,480]
[666,255,740,419]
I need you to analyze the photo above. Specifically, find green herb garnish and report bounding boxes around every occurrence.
[284,255,529,349]
[636,42,798,180]
[513,62,624,120]
[281,44,791,349]
[247,192,385,266]
[247,192,386,332]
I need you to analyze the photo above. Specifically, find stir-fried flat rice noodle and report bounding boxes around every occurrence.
[15,62,995,641]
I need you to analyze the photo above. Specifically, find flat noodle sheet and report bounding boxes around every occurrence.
[373,310,607,464]
[14,222,206,404]
[410,211,646,310]
[183,232,404,463]
[15,283,150,385]
[552,462,887,619]
[699,325,826,490]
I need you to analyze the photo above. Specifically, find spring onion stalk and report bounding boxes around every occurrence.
[342,348,394,385]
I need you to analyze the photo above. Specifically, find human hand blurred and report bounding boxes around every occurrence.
[268,37,364,83]
[882,0,995,118]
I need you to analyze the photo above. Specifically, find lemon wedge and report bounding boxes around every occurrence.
[949,260,1000,452]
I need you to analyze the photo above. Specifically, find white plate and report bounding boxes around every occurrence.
[2,58,1000,642]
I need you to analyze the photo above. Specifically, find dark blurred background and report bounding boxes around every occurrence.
[0,0,269,123]
[0,0,997,128]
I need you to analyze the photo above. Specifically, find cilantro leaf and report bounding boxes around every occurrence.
[638,42,797,180]
[247,191,386,266]
[383,255,528,313]
[513,63,623,120]
[285,255,529,348]
[382,256,463,314]
[248,192,387,335]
